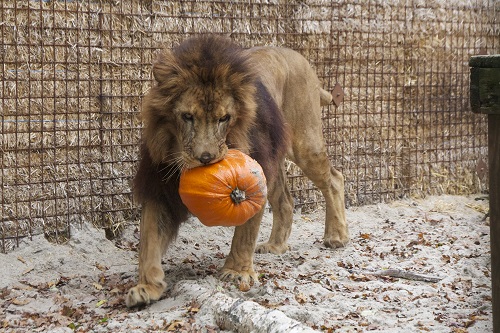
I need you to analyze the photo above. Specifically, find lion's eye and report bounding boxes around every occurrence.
[182,113,193,122]
[219,114,230,123]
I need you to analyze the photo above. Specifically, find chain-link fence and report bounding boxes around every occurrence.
[1,0,498,252]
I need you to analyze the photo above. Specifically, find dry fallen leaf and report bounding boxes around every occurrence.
[186,300,201,313]
[259,299,283,309]
[187,306,200,314]
[60,305,76,318]
[0,288,11,299]
[451,329,467,333]
[95,262,109,271]
[273,280,287,291]
[17,256,27,264]
[95,299,107,308]
[12,297,31,305]
[295,293,307,304]
[183,256,196,264]
[166,320,184,331]
[109,288,120,295]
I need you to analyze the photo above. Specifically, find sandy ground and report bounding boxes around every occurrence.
[0,195,492,332]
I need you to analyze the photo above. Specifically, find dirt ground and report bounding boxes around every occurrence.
[0,194,492,332]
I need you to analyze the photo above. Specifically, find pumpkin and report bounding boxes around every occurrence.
[179,149,267,227]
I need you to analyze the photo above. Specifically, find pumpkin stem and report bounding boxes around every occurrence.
[230,188,246,204]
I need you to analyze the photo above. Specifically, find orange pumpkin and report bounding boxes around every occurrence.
[179,149,267,227]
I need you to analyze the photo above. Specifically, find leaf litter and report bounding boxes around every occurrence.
[0,195,491,332]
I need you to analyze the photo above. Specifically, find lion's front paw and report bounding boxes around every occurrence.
[324,232,349,249]
[255,242,289,254]
[220,267,258,291]
[125,282,166,308]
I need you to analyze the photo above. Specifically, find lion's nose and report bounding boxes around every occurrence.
[199,152,214,165]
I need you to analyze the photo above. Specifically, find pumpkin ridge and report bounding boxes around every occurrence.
[209,172,234,191]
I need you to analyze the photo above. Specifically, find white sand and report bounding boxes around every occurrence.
[0,195,491,332]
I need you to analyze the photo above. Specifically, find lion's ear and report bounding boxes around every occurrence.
[152,50,177,84]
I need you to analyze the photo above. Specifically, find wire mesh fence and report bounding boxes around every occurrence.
[1,0,498,252]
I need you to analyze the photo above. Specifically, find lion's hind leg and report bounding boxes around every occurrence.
[126,202,177,307]
[293,147,349,248]
[255,162,294,254]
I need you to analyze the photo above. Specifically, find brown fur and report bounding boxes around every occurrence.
[126,35,349,307]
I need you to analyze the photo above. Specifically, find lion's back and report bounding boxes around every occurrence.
[245,46,329,135]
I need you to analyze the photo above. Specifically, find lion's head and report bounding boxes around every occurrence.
[141,35,258,170]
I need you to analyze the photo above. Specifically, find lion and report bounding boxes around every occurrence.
[126,35,349,307]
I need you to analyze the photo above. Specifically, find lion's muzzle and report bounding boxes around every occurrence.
[199,151,215,165]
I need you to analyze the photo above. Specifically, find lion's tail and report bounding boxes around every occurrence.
[320,88,333,106]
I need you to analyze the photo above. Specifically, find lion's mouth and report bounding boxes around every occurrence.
[182,153,226,170]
